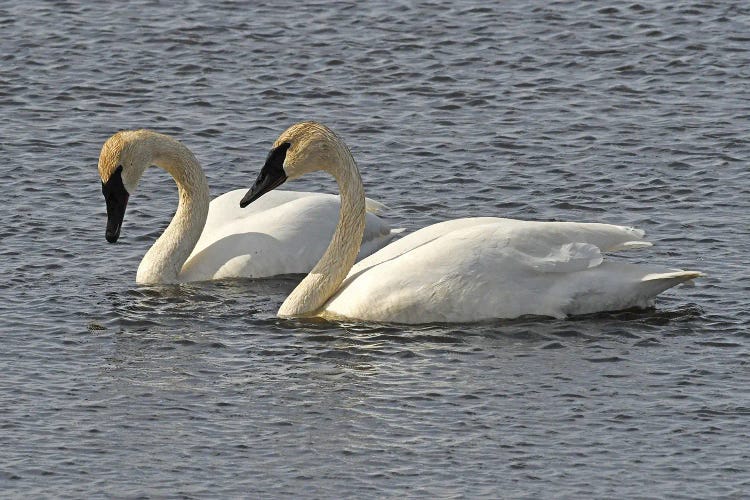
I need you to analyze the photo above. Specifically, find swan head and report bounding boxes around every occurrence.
[240,121,345,207]
[98,130,153,242]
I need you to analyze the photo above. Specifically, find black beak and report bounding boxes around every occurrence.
[240,142,290,208]
[102,166,129,243]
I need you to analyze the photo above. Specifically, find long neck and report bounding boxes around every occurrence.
[136,134,210,284]
[278,145,366,317]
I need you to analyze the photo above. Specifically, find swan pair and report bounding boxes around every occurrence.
[98,125,702,324]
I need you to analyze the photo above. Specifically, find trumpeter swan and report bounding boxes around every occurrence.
[97,129,399,283]
[240,122,703,324]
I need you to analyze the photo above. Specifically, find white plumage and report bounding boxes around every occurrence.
[323,218,700,323]
[180,189,396,281]
[243,122,703,324]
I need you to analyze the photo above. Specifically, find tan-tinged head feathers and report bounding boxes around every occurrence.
[98,129,166,194]
[273,121,352,180]
[98,131,127,183]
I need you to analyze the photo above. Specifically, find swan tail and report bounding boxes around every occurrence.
[640,270,704,292]
[600,226,652,252]
[626,270,705,302]
[608,240,654,251]
[561,266,703,317]
[357,226,406,261]
[364,198,389,214]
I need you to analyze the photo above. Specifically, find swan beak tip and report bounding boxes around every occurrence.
[105,228,120,243]
[239,173,287,208]
[239,192,253,208]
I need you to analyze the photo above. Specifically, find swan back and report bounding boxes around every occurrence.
[323,219,699,323]
[180,190,397,281]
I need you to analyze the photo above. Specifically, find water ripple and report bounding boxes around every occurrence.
[1,0,749,497]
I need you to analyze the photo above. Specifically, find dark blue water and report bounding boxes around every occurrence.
[1,1,749,497]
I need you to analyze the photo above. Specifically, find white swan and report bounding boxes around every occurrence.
[240,121,703,324]
[97,129,399,284]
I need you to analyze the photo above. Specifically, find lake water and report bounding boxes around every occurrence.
[1,0,749,497]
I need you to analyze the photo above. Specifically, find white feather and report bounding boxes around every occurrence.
[322,219,702,323]
[180,189,398,281]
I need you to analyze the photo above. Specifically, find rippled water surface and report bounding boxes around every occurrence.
[2,0,749,497]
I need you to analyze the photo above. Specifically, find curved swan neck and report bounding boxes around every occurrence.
[135,132,209,284]
[278,138,366,317]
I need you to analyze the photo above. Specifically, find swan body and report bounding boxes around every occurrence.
[322,218,698,323]
[241,121,703,324]
[180,189,397,282]
[97,129,398,284]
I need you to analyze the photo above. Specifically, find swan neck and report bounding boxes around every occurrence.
[136,133,209,284]
[278,142,366,317]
